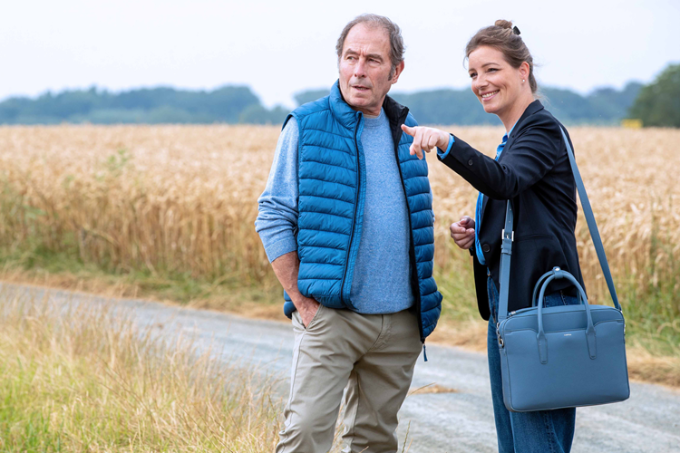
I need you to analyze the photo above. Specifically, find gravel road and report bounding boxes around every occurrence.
[7,284,679,453]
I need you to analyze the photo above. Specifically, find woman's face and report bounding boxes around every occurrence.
[468,45,527,117]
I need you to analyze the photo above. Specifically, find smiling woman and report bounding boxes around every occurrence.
[466,19,537,130]
[401,19,588,452]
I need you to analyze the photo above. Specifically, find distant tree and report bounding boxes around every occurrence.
[629,63,680,127]
[393,89,499,125]
[0,87,104,124]
[588,82,643,119]
[293,89,330,107]
[186,86,261,122]
[107,85,261,123]
[238,105,289,124]
[0,85,264,125]
[540,87,597,123]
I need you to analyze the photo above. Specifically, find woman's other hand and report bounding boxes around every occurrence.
[450,216,475,250]
[400,125,450,160]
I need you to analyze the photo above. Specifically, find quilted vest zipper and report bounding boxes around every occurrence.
[392,113,425,345]
[339,117,362,308]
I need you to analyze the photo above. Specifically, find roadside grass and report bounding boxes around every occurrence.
[0,246,282,319]
[1,248,678,389]
[0,287,281,452]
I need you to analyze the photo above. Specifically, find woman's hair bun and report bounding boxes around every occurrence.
[494,19,513,29]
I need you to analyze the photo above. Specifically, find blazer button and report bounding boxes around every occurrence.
[482,244,491,253]
[468,159,474,166]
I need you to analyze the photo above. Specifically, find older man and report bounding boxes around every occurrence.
[255,14,442,453]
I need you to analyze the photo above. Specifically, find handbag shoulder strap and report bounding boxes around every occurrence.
[498,202,515,320]
[497,127,621,321]
[560,127,621,310]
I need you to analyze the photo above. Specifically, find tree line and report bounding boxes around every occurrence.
[0,86,287,125]
[1,63,677,127]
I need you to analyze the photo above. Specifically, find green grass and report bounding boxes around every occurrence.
[438,271,680,358]
[0,289,282,452]
[0,243,281,315]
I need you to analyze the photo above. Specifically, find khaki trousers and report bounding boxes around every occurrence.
[276,305,422,453]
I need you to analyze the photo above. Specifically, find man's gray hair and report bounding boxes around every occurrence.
[335,14,405,79]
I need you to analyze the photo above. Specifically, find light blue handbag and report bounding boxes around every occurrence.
[496,128,630,412]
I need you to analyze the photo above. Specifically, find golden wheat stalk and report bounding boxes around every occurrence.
[0,125,678,334]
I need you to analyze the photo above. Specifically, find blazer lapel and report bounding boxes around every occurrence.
[478,100,543,224]
[481,132,514,220]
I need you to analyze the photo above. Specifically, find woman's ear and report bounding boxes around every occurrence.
[519,61,530,83]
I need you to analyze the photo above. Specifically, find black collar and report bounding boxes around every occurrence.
[383,94,410,149]
[506,100,544,148]
[383,94,409,126]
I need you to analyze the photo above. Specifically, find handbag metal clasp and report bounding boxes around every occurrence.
[497,322,504,348]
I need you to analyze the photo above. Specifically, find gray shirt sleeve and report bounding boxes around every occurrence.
[254,118,299,262]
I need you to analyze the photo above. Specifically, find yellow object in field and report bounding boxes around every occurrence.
[621,119,643,129]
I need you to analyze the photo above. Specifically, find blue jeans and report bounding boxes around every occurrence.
[487,277,577,453]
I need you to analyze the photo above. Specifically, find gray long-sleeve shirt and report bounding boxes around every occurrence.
[255,110,414,314]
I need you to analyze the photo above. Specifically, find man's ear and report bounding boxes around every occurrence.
[391,61,405,84]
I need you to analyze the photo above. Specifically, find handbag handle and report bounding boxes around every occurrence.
[531,269,586,307]
[497,127,621,321]
[536,268,597,363]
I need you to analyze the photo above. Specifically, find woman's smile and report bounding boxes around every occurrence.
[480,90,500,102]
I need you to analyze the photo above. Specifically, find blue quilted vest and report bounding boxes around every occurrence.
[283,81,442,340]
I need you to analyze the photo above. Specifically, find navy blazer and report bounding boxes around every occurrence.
[439,100,585,320]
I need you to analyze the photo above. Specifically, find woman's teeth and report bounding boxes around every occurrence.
[482,91,499,99]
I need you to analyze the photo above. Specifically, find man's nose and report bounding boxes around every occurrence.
[354,58,367,78]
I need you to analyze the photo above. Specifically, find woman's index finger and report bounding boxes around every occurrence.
[401,124,416,136]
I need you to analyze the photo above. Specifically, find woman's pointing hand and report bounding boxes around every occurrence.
[400,125,451,160]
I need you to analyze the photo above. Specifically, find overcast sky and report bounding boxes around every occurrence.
[2,0,679,108]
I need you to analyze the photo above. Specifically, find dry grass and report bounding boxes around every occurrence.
[408,383,458,396]
[626,346,680,388]
[0,124,678,375]
[0,266,284,321]
[0,285,281,452]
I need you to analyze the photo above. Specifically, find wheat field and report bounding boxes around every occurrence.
[0,125,679,356]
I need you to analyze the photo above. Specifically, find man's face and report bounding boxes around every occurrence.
[338,23,403,116]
